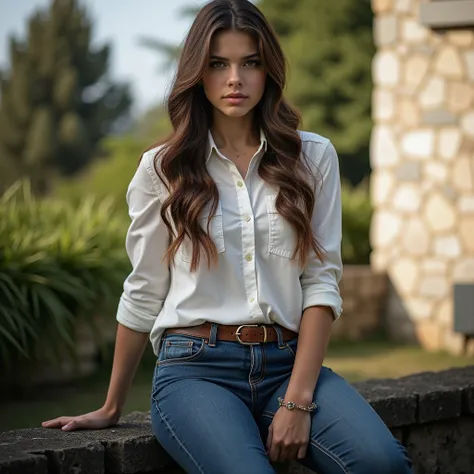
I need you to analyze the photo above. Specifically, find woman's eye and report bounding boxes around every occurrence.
[210,61,226,68]
[244,60,261,67]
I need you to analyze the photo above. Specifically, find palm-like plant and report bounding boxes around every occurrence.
[0,181,130,373]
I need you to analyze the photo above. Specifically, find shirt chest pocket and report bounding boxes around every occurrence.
[266,195,296,259]
[181,201,225,263]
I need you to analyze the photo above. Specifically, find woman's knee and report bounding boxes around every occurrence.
[353,440,412,474]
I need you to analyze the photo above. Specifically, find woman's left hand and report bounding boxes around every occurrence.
[266,407,311,463]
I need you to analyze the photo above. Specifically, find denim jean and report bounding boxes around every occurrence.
[150,325,413,474]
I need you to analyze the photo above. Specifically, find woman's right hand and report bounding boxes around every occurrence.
[42,406,120,432]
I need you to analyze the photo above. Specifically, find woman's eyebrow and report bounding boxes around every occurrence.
[209,53,260,60]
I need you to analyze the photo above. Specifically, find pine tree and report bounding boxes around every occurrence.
[0,0,132,194]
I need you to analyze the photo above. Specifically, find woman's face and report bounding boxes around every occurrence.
[202,30,266,119]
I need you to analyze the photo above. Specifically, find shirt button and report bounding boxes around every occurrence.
[245,254,253,262]
[237,181,244,188]
[244,215,251,222]
[250,297,255,303]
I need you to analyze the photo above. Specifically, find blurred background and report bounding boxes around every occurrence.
[0,0,473,432]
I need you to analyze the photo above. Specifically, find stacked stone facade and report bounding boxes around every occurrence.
[370,0,474,353]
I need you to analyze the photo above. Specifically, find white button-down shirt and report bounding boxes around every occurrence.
[117,130,343,355]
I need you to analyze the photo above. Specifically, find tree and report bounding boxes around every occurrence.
[0,0,132,194]
[260,0,374,185]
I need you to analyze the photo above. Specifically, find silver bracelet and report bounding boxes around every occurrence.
[277,397,317,413]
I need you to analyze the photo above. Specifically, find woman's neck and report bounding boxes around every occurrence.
[210,112,260,150]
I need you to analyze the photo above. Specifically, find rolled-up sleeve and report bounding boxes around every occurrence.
[300,140,343,319]
[116,151,170,332]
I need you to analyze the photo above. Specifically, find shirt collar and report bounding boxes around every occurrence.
[206,129,268,163]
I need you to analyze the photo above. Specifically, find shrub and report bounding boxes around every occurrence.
[0,181,130,371]
[341,181,372,265]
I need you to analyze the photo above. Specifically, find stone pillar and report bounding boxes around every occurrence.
[370,0,474,354]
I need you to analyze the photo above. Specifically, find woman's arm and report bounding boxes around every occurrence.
[283,305,333,405]
[42,323,149,430]
[43,149,170,431]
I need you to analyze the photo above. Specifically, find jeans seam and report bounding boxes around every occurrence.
[153,399,205,474]
[249,346,257,414]
[309,438,350,474]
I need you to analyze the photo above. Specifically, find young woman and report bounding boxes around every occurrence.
[43,1,413,473]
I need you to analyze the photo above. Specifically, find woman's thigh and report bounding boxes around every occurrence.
[258,367,413,474]
[151,377,275,474]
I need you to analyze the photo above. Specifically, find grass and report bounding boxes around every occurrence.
[0,339,472,433]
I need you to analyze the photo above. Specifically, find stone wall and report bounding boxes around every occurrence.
[370,0,474,354]
[332,265,388,340]
[1,366,473,474]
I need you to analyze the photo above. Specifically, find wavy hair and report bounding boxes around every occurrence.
[150,0,323,271]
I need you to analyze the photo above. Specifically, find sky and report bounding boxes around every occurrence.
[0,0,209,115]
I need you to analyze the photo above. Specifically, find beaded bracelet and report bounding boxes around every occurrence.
[277,397,317,413]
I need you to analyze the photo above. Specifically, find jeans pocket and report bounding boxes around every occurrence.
[284,337,298,358]
[157,335,206,366]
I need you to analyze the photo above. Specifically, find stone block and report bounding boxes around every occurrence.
[403,55,429,89]
[353,379,417,427]
[424,192,456,233]
[460,196,474,213]
[434,235,462,258]
[438,127,462,161]
[0,447,48,474]
[405,418,474,474]
[373,51,400,86]
[371,0,393,14]
[461,111,474,138]
[396,161,421,181]
[398,99,420,127]
[435,46,465,79]
[419,77,446,109]
[422,109,456,125]
[415,321,442,351]
[370,210,402,248]
[375,15,398,46]
[464,51,474,81]
[393,183,422,212]
[452,157,474,192]
[401,19,428,43]
[401,130,434,159]
[370,125,399,167]
[446,30,474,47]
[447,82,474,114]
[459,218,474,253]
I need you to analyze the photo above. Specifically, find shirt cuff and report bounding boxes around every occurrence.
[302,285,343,320]
[116,294,161,333]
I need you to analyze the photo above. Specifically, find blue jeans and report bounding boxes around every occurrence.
[150,326,412,474]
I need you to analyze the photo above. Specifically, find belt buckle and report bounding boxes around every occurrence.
[235,324,268,345]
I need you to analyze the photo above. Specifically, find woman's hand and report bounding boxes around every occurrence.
[42,406,120,432]
[266,407,311,463]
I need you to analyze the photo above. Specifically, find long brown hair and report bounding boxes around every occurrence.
[151,0,323,271]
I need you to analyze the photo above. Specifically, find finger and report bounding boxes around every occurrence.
[266,424,273,452]
[269,442,281,464]
[297,444,308,460]
[42,417,73,428]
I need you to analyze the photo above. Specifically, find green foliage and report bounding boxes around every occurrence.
[54,135,148,218]
[0,0,132,195]
[341,182,372,264]
[259,0,374,185]
[0,181,130,372]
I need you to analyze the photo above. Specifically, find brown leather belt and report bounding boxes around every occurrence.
[164,322,298,345]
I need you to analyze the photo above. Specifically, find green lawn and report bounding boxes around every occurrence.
[0,339,472,433]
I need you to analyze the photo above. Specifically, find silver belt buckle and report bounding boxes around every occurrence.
[235,324,268,345]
